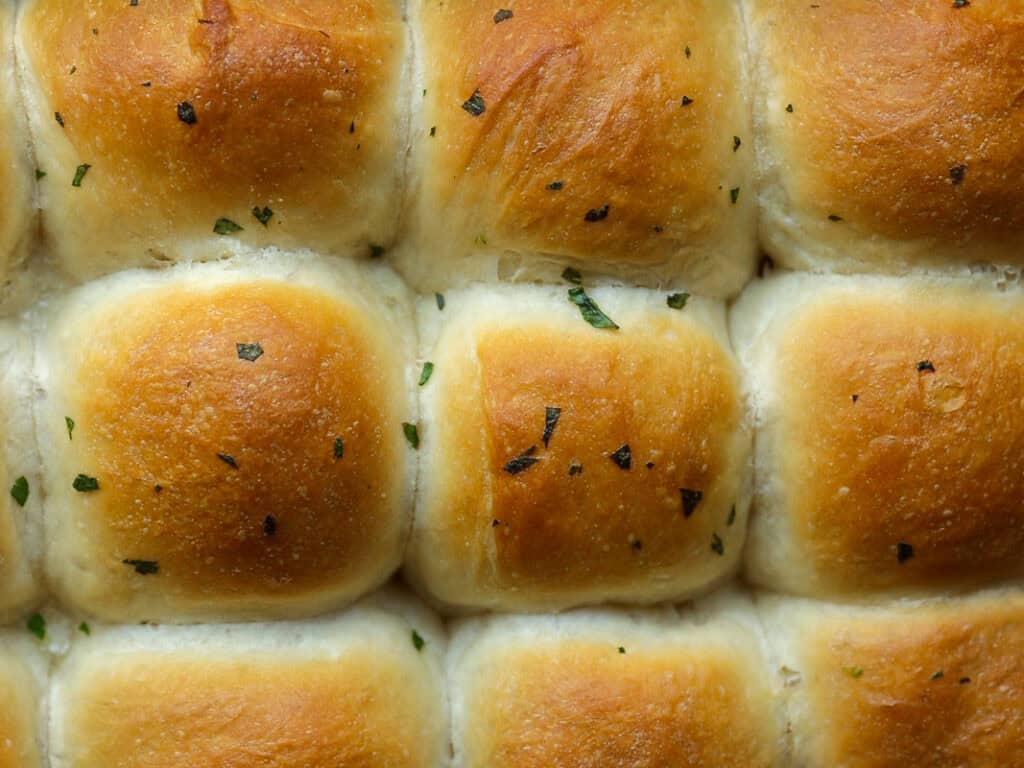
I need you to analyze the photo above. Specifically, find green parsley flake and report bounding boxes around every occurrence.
[419,362,435,386]
[9,476,28,507]
[403,422,420,449]
[568,287,619,330]
[213,217,243,235]
[72,163,91,187]
[65,416,75,440]
[667,292,690,310]
[27,613,45,640]
[72,474,100,492]
[411,629,426,651]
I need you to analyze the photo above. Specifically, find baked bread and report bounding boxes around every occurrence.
[16,0,407,281]
[400,0,755,296]
[406,282,750,611]
[0,634,44,768]
[733,272,1024,598]
[752,0,1024,274]
[448,594,783,767]
[49,592,448,768]
[0,1,31,283]
[36,253,416,622]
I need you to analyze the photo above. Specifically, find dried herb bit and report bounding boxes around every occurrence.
[733,136,742,152]
[681,95,694,107]
[154,484,163,493]
[785,103,794,113]
[757,254,775,278]
[462,89,486,116]
[176,101,197,125]
[217,452,239,469]
[680,488,703,517]
[411,629,426,651]
[334,436,344,459]
[349,120,356,134]
[667,292,690,310]
[619,646,626,654]
[73,474,99,492]
[852,394,860,403]
[931,670,945,680]
[65,416,75,440]
[828,214,843,222]
[711,532,725,556]
[645,461,654,470]
[369,244,385,259]
[685,45,692,58]
[950,164,967,184]
[252,206,273,226]
[504,445,540,475]
[419,361,435,386]
[435,292,446,311]
[959,676,971,684]
[546,180,565,191]
[429,126,436,137]
[9,476,28,507]
[493,8,513,22]
[403,422,420,449]
[263,515,277,536]
[213,217,243,235]
[729,187,740,205]
[491,518,502,527]
[727,504,737,526]
[584,204,610,222]
[896,541,914,563]
[568,461,583,476]
[123,559,159,575]
[78,622,91,635]
[130,0,138,5]
[609,444,632,470]
[917,360,936,373]
[35,169,46,180]
[26,613,45,640]
[952,0,970,8]
[236,342,263,362]
[55,111,65,127]
[568,287,619,330]
[543,407,561,447]
[843,665,864,679]
[561,266,583,285]
[72,163,91,187]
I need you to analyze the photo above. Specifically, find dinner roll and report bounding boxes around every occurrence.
[760,589,1024,767]
[400,0,755,297]
[449,595,785,767]
[407,283,750,612]
[36,253,416,622]
[0,326,42,623]
[50,592,448,768]
[16,0,407,281]
[0,1,31,281]
[732,272,1024,597]
[0,635,45,768]
[752,0,1024,274]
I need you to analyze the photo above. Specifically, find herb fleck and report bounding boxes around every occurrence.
[543,406,562,447]
[55,111,65,127]
[667,292,690,310]
[546,180,564,191]
[733,136,742,152]
[435,293,446,311]
[568,287,619,329]
[419,361,435,386]
[26,613,45,640]
[561,266,582,285]
[950,164,967,184]
[123,559,159,575]
[9,476,28,507]
[609,444,632,470]
[403,422,420,449]
[711,532,725,556]
[685,45,691,58]
[65,416,75,439]
[369,244,385,258]
[263,515,277,536]
[828,214,843,222]
[35,169,46,180]
[953,0,970,8]
[78,622,90,635]
[931,670,945,680]
[334,436,344,459]
[252,206,273,226]
[213,217,243,235]
[493,8,513,23]
[72,164,91,187]
[411,629,425,651]
[217,452,239,469]
[786,103,794,113]
[727,504,736,526]
[730,188,740,205]
[569,461,583,476]
[462,90,486,116]
[681,96,694,107]
[680,488,703,517]
[584,204,610,222]
[504,445,540,475]
[176,101,197,125]
[236,342,263,362]
[618,646,626,654]
[896,541,914,563]
[959,676,971,684]
[917,360,936,373]
[72,474,99,492]
[844,665,864,679]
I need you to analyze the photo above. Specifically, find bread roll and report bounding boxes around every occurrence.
[407,283,750,611]
[751,0,1024,274]
[0,326,42,622]
[760,589,1024,767]
[50,592,448,768]
[0,1,32,281]
[0,635,45,768]
[16,0,407,281]
[400,0,755,297]
[36,253,416,622]
[732,272,1024,597]
[449,594,784,767]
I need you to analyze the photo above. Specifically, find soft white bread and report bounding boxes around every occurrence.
[406,283,751,612]
[752,0,1024,274]
[449,593,785,767]
[0,634,45,768]
[399,0,755,297]
[759,589,1024,767]
[0,325,42,622]
[35,252,416,622]
[16,0,407,281]
[49,591,449,768]
[732,272,1024,598]
[0,1,32,280]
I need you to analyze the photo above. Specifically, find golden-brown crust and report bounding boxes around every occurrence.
[55,278,406,613]
[464,640,777,767]
[757,0,1024,245]
[0,652,40,768]
[62,650,437,768]
[803,596,1024,767]
[0,3,29,273]
[414,0,751,277]
[423,309,744,605]
[20,0,404,271]
[776,288,1024,592]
